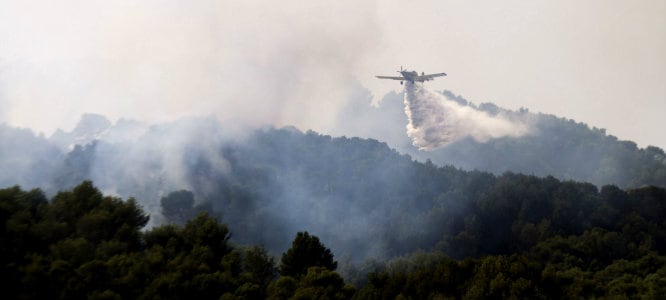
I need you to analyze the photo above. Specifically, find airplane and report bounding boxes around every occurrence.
[376,66,447,85]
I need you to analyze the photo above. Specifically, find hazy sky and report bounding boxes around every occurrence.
[1,0,664,148]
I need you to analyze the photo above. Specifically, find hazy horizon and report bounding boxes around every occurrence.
[1,0,664,149]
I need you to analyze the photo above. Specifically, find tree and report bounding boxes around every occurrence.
[183,212,232,259]
[279,232,337,278]
[291,267,355,300]
[242,246,277,289]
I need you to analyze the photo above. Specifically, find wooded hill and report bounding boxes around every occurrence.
[1,105,665,297]
[1,180,664,298]
[334,90,666,189]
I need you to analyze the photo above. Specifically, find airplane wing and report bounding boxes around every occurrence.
[415,72,447,81]
[376,76,405,80]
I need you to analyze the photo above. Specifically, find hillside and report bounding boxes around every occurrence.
[1,116,666,297]
[1,118,664,260]
[2,170,664,298]
[333,90,666,189]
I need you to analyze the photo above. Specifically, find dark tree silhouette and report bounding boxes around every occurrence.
[279,231,337,277]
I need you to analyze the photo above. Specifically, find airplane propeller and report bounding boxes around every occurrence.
[397,66,403,73]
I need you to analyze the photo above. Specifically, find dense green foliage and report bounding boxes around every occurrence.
[3,112,666,264]
[279,232,338,278]
[3,177,665,298]
[0,182,281,299]
[118,127,664,273]
[355,250,665,299]
[181,129,665,264]
[2,113,666,298]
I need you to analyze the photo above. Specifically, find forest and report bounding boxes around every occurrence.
[1,179,664,298]
[1,101,666,298]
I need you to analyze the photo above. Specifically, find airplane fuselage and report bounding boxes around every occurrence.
[400,71,421,82]
[376,67,446,85]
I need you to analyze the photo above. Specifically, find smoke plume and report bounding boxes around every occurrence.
[404,83,529,150]
[0,0,383,136]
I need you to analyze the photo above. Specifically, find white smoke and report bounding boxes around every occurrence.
[0,0,382,136]
[404,83,529,150]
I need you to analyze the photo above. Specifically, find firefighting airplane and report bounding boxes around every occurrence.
[376,66,447,85]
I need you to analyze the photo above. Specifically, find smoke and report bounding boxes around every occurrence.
[0,0,381,135]
[89,117,242,226]
[4,113,427,261]
[404,83,529,150]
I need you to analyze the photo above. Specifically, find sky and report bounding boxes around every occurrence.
[1,0,664,149]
